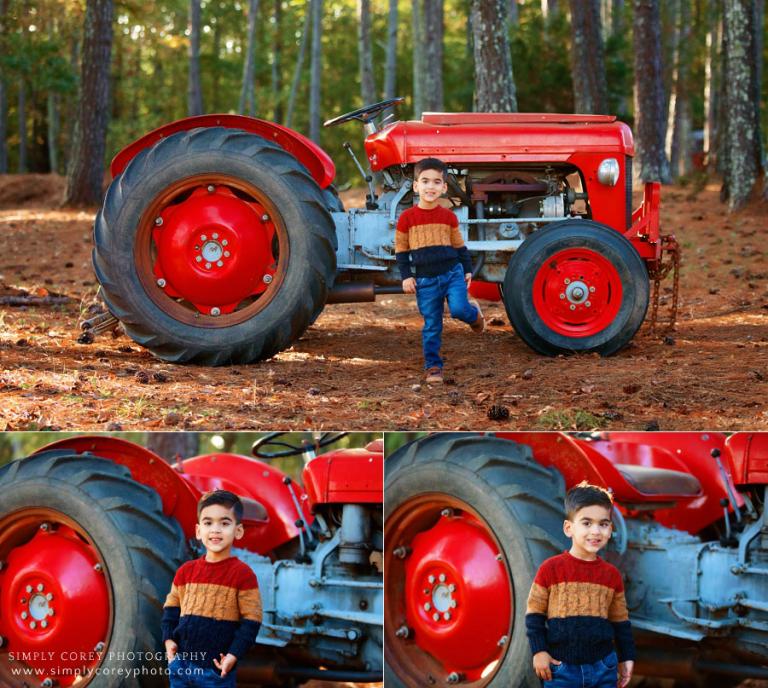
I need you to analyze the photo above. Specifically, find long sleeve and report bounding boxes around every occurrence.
[161,582,182,643]
[608,588,636,661]
[525,578,550,655]
[395,214,412,280]
[227,578,263,658]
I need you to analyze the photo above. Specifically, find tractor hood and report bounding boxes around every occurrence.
[364,112,634,171]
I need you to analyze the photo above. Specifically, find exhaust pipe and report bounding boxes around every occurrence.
[327,282,403,304]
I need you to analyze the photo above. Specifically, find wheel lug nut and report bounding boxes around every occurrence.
[222,239,228,246]
[224,251,230,258]
[20,597,26,604]
[154,217,163,226]
[37,584,44,592]
[263,274,273,284]
[438,573,446,583]
[207,185,215,193]
[157,278,166,288]
[216,260,224,267]
[424,602,431,611]
[570,304,576,310]
[451,599,457,608]
[46,593,53,601]
[432,612,440,621]
[564,278,571,284]
[205,262,212,269]
[21,612,28,620]
[585,301,591,307]
[29,621,36,629]
[95,642,105,652]
[395,625,411,639]
[448,584,455,592]
[201,234,207,241]
[48,609,54,617]
[210,307,221,317]
[560,293,566,299]
[261,214,269,222]
[212,233,219,239]
[196,256,202,263]
[443,612,451,621]
[41,679,54,688]
[26,585,33,593]
[498,634,508,646]
[392,546,411,559]
[589,286,596,292]
[40,523,49,532]
[447,672,463,684]
[94,563,102,572]
[41,620,48,629]
[428,575,435,584]
[441,508,454,518]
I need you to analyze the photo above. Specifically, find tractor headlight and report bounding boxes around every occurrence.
[597,158,620,186]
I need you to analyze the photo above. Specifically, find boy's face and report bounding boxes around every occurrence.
[196,503,244,555]
[563,504,612,558]
[413,168,448,204]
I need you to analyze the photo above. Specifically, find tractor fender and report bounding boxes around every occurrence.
[36,438,308,556]
[726,432,768,486]
[303,447,384,506]
[109,114,336,189]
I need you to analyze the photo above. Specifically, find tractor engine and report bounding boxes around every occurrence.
[237,500,383,676]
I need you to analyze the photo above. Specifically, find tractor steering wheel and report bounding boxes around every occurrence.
[251,432,348,458]
[323,97,405,128]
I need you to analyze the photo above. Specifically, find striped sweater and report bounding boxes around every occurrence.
[525,552,635,665]
[161,556,262,667]
[395,205,472,279]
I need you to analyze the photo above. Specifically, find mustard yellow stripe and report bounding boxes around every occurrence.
[408,223,455,250]
[395,230,410,253]
[163,583,180,608]
[178,582,241,622]
[238,588,263,622]
[607,590,629,622]
[449,225,465,249]
[547,581,615,619]
[526,582,549,615]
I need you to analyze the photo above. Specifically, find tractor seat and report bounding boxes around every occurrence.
[614,464,702,497]
[241,497,269,523]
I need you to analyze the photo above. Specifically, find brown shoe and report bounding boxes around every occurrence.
[469,299,485,333]
[425,367,444,383]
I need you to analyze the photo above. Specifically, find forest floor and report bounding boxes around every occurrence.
[0,173,767,431]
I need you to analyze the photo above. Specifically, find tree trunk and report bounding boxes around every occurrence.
[272,0,284,123]
[509,0,519,24]
[612,0,625,35]
[666,0,692,177]
[18,81,27,173]
[0,81,6,173]
[471,0,517,112]
[384,0,398,101]
[412,0,424,117]
[286,0,311,129]
[632,0,671,183]
[720,0,763,209]
[187,0,203,116]
[542,0,559,17]
[309,0,322,142]
[146,433,200,464]
[358,0,377,105]
[238,0,259,115]
[423,0,443,111]
[703,0,720,166]
[47,93,59,174]
[65,0,113,205]
[570,0,608,114]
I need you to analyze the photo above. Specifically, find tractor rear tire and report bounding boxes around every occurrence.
[0,451,189,688]
[503,219,649,356]
[384,434,568,688]
[93,126,337,365]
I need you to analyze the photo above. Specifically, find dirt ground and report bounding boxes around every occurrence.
[0,174,766,431]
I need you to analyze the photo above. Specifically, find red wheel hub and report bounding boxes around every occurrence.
[532,247,622,337]
[405,514,512,679]
[152,185,276,315]
[0,517,110,686]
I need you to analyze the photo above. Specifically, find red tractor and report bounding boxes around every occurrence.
[0,433,383,687]
[89,98,677,364]
[384,432,768,687]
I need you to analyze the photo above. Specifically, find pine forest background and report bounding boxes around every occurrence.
[1,0,766,207]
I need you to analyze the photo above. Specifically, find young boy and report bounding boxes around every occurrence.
[526,481,635,688]
[396,157,485,384]
[162,490,262,687]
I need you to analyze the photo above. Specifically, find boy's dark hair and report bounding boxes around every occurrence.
[564,481,613,520]
[197,490,244,524]
[414,157,448,181]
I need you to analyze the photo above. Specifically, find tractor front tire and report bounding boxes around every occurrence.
[0,451,188,688]
[503,219,649,356]
[93,126,337,365]
[384,434,568,688]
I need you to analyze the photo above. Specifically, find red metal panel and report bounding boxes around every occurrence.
[727,433,768,485]
[495,432,737,535]
[109,114,336,188]
[36,436,200,537]
[180,453,313,555]
[303,449,383,506]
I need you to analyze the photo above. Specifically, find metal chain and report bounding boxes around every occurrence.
[648,235,680,334]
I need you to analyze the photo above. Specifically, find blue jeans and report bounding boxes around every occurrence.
[415,263,479,370]
[544,652,618,688]
[169,657,236,688]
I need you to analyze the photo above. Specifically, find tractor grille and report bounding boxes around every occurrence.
[625,155,633,230]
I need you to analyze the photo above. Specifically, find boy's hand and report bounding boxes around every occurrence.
[164,639,178,662]
[618,660,634,687]
[214,653,238,677]
[402,277,416,294]
[465,272,472,287]
[533,651,560,681]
